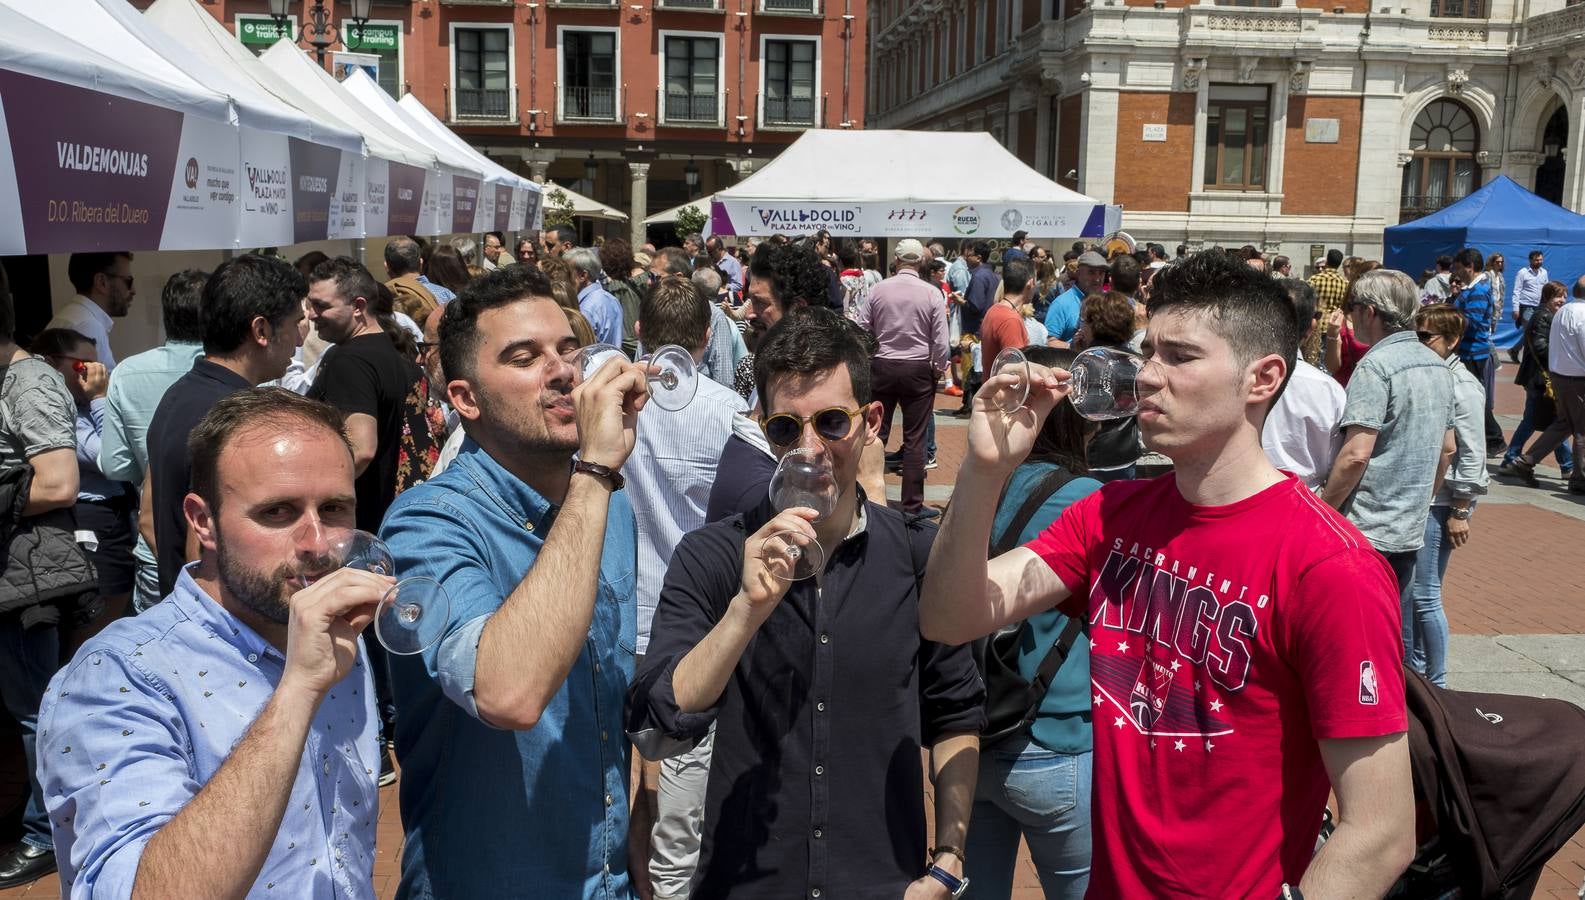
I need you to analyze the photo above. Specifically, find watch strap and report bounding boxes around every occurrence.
[927,865,967,897]
[570,459,624,491]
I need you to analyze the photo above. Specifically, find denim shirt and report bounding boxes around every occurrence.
[37,566,379,899]
[1435,355,1491,507]
[379,438,638,899]
[1339,330,1456,553]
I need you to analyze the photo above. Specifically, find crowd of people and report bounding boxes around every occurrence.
[0,223,1565,899]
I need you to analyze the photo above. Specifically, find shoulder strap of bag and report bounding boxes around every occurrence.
[991,466,1077,557]
[991,465,1086,709]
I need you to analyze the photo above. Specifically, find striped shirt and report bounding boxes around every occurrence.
[1452,274,1493,363]
[628,376,760,653]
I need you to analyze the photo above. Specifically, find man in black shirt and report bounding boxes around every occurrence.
[628,307,984,899]
[304,256,440,785]
[304,256,439,533]
[147,255,305,597]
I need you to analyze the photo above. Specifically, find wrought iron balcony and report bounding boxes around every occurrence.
[562,85,619,122]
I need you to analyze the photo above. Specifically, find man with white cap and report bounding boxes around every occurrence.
[856,238,950,516]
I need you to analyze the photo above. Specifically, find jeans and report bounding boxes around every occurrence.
[964,739,1091,900]
[1461,357,1504,448]
[1407,506,1457,687]
[0,614,62,851]
[1505,382,1574,470]
[1382,549,1418,613]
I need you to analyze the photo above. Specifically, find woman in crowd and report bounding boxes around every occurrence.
[967,344,1100,900]
[538,255,598,347]
[1072,291,1143,481]
[425,245,473,298]
[1408,304,1489,686]
[1324,260,1380,386]
[1502,280,1573,475]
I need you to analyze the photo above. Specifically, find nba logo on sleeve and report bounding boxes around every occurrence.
[1358,661,1379,705]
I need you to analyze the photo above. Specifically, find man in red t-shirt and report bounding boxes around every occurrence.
[980,256,1035,366]
[921,251,1415,899]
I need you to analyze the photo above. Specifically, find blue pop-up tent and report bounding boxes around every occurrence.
[1384,175,1585,350]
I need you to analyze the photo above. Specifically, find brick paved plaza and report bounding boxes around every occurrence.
[4,362,1584,899]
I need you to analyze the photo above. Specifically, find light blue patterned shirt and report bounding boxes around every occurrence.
[37,565,380,899]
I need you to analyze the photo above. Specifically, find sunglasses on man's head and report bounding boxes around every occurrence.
[760,407,865,449]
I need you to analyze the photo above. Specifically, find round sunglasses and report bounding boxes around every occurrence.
[760,406,865,449]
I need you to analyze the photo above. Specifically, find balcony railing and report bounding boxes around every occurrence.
[763,95,816,126]
[455,87,511,119]
[663,91,720,124]
[1399,194,1465,223]
[761,0,819,11]
[562,85,619,122]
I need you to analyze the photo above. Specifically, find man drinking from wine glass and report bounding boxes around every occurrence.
[37,388,387,898]
[379,265,653,898]
[627,305,984,900]
[919,250,1415,899]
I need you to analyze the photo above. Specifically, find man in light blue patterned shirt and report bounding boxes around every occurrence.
[38,389,386,899]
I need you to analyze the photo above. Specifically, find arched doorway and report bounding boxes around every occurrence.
[1400,99,1481,222]
[1536,104,1569,206]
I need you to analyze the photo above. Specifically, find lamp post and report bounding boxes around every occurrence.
[683,158,700,194]
[268,0,374,66]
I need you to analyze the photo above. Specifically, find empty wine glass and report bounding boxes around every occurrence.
[572,343,699,411]
[988,347,1031,413]
[1066,346,1161,421]
[761,449,839,581]
[303,530,452,656]
[987,346,1161,422]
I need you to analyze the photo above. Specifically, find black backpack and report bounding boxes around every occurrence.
[972,466,1087,747]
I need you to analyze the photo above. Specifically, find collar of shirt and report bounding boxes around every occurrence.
[452,436,559,531]
[169,563,286,665]
[192,356,254,391]
[577,282,610,304]
[72,294,114,334]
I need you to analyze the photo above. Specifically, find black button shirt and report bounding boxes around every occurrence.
[627,499,985,899]
[147,359,253,596]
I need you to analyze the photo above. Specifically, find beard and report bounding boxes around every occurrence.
[215,523,337,626]
[474,380,580,455]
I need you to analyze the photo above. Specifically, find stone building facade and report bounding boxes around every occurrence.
[867,0,1585,263]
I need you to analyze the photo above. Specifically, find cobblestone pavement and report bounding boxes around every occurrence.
[4,361,1583,899]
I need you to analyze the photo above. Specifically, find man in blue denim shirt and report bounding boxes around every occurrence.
[380,265,650,899]
[38,389,387,898]
[1322,268,1456,598]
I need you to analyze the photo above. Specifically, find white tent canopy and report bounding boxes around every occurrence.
[644,197,710,226]
[708,129,1119,239]
[396,92,543,231]
[544,181,629,222]
[0,0,366,252]
[258,40,479,235]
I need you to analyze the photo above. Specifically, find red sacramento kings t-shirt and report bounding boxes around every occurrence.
[1026,471,1406,899]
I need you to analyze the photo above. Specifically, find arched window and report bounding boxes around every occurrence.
[1401,99,1480,222]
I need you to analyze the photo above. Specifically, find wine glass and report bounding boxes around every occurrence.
[761,449,839,582]
[572,343,699,412]
[987,346,1161,422]
[1066,346,1161,421]
[305,530,452,656]
[988,347,1032,413]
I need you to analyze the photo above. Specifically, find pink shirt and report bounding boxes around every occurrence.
[857,269,950,371]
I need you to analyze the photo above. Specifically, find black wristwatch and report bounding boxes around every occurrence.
[1280,884,1304,900]
[570,458,624,491]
